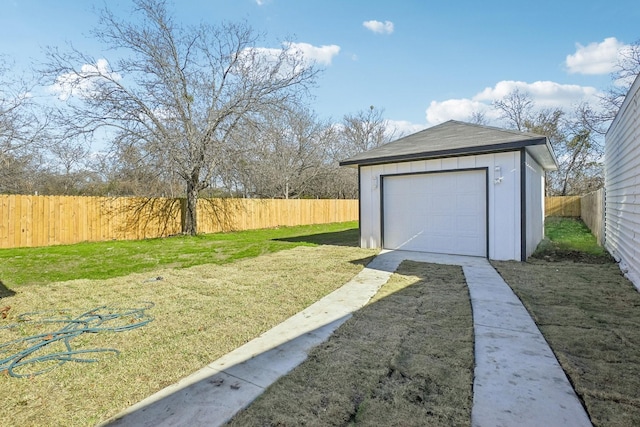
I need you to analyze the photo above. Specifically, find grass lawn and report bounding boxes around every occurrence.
[0,221,360,287]
[0,222,377,426]
[493,216,640,426]
[532,216,610,260]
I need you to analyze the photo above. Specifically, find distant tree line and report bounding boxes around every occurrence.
[1,0,638,233]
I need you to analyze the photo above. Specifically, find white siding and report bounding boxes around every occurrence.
[359,152,522,261]
[605,73,640,290]
[525,152,545,259]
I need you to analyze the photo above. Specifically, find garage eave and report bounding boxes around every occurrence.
[339,120,559,171]
[526,141,559,171]
[341,138,557,170]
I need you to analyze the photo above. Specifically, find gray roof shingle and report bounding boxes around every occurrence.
[340,120,558,170]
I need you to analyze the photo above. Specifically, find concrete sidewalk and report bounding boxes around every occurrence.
[463,261,592,427]
[102,250,592,427]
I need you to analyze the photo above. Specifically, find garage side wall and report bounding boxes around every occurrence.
[605,73,640,290]
[524,151,545,259]
[359,152,522,260]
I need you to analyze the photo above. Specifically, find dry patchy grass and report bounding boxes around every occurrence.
[228,261,474,427]
[493,259,640,427]
[0,245,377,427]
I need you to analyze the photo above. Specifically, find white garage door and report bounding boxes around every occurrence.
[382,170,487,256]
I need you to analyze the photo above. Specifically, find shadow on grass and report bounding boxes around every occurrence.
[274,229,359,247]
[350,255,378,268]
[0,280,16,298]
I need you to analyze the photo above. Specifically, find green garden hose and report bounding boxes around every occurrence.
[0,302,154,378]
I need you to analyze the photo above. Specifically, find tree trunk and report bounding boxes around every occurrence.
[184,179,198,235]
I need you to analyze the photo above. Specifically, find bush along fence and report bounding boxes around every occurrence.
[0,195,359,249]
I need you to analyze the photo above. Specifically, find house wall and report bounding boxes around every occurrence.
[524,151,546,259]
[359,151,522,261]
[605,73,640,290]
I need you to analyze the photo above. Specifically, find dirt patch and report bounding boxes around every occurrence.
[530,248,615,264]
[493,259,640,427]
[227,261,474,426]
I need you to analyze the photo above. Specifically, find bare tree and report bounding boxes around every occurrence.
[523,107,603,195]
[340,106,392,156]
[468,110,488,125]
[602,39,640,119]
[493,88,534,131]
[232,106,332,199]
[43,0,318,234]
[492,90,603,195]
[0,57,48,193]
[318,106,395,199]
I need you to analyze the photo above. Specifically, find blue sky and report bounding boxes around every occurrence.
[1,0,639,135]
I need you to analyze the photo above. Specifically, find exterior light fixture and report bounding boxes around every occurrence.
[494,166,503,184]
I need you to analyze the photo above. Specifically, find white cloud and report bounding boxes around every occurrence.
[363,20,394,35]
[385,119,427,138]
[474,80,599,107]
[331,119,422,142]
[243,42,340,74]
[425,80,601,127]
[285,42,340,66]
[565,37,627,75]
[50,58,121,101]
[425,98,499,127]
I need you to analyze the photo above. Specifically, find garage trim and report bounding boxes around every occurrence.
[380,167,489,257]
[520,149,527,262]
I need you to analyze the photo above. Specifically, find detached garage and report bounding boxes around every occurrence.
[340,120,558,261]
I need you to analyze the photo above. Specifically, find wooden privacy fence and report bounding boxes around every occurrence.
[0,195,359,249]
[546,192,606,245]
[580,189,605,245]
[545,196,581,217]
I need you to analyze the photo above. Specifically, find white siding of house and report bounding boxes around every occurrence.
[359,151,522,261]
[605,74,640,290]
[524,151,546,259]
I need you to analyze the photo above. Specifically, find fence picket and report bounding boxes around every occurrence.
[545,196,581,217]
[0,195,360,249]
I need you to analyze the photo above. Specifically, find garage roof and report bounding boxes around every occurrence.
[340,120,558,170]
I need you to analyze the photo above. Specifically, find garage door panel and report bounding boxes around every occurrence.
[430,174,449,188]
[456,214,481,233]
[433,195,456,213]
[458,236,483,254]
[456,193,481,210]
[383,170,486,257]
[430,215,454,233]
[429,236,454,252]
[456,172,481,188]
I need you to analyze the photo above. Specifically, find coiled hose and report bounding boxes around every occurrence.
[0,302,154,378]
